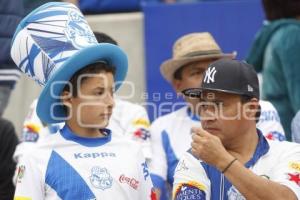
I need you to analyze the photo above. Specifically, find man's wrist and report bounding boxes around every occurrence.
[216,154,235,172]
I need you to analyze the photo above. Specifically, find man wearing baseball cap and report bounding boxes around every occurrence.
[173,59,300,199]
[149,32,235,200]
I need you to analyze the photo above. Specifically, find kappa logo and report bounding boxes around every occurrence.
[74,152,116,159]
[204,67,217,84]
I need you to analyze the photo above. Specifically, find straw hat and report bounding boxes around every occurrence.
[160,32,234,83]
[11,2,128,123]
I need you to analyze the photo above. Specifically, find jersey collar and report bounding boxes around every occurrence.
[245,129,270,168]
[60,125,112,147]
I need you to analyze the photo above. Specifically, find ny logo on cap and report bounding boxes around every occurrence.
[204,67,217,84]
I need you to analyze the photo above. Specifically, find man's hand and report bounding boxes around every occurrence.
[191,127,234,171]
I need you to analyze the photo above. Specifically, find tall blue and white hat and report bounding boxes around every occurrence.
[11,2,128,124]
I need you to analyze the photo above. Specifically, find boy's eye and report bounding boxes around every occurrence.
[96,91,104,95]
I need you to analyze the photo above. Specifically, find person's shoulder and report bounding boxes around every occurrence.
[0,118,14,130]
[0,118,17,140]
[271,20,300,45]
[268,140,300,155]
[114,99,147,114]
[259,100,276,111]
[151,106,188,126]
[19,139,54,164]
[110,136,142,154]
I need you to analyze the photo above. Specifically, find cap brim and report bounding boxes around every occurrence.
[182,87,249,98]
[160,53,234,83]
[36,43,128,124]
[182,88,202,98]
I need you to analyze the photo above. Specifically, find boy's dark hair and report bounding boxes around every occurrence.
[262,0,300,21]
[63,62,116,97]
[93,32,118,45]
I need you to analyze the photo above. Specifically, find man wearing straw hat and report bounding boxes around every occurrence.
[149,32,235,200]
[11,2,155,199]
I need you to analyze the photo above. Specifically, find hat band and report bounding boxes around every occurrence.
[181,50,222,58]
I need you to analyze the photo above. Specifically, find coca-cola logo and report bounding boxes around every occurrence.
[119,174,139,190]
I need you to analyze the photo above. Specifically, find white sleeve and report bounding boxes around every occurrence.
[14,152,44,200]
[257,101,286,141]
[270,144,300,198]
[148,119,168,190]
[136,147,156,200]
[123,105,152,160]
[13,100,44,163]
[172,151,210,200]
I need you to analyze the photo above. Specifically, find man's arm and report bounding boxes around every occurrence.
[191,127,299,200]
[172,151,210,200]
[221,156,298,200]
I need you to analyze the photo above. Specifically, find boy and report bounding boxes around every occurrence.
[11,2,155,199]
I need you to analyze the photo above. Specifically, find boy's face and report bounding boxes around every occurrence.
[67,71,115,128]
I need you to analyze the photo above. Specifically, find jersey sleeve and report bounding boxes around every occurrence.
[148,119,168,192]
[123,105,152,160]
[14,152,44,200]
[172,151,210,200]
[23,100,44,137]
[257,101,286,141]
[269,143,300,198]
[136,146,156,200]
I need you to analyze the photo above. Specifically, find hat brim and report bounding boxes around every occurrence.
[36,43,128,124]
[160,53,234,83]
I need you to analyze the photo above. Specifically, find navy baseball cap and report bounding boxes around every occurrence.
[182,59,260,99]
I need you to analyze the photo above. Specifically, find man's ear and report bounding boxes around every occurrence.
[172,79,182,94]
[243,98,260,121]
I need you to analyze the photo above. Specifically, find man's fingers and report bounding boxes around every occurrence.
[191,126,211,137]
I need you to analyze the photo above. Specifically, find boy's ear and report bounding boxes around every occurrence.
[61,91,72,107]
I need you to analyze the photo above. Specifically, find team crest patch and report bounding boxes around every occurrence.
[65,10,97,49]
[133,128,150,141]
[227,186,245,200]
[174,181,206,200]
[89,166,113,190]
